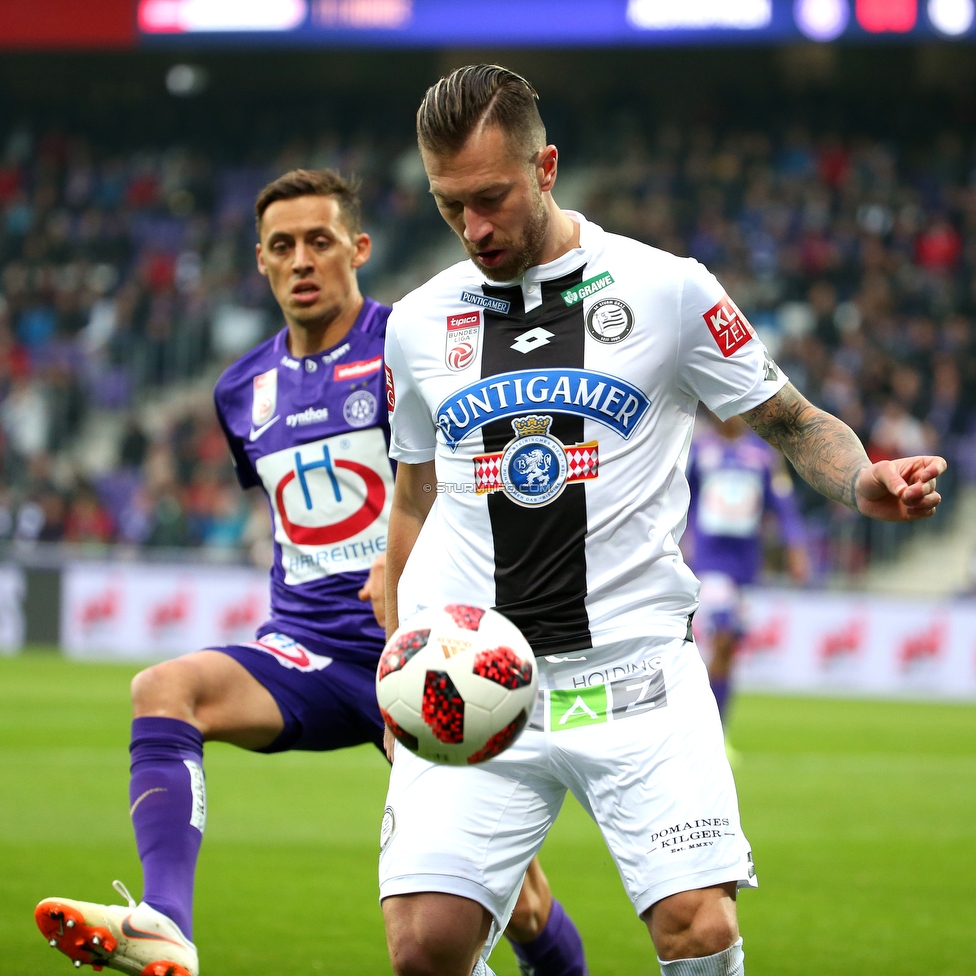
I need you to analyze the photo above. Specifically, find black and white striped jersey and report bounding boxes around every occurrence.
[385,213,787,655]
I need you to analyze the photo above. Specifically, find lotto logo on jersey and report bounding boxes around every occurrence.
[704,295,755,358]
[252,368,278,426]
[255,429,394,585]
[445,311,481,372]
[385,364,396,411]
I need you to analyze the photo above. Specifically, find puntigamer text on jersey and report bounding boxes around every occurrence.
[435,367,651,450]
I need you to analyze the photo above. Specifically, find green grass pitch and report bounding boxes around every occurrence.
[2,654,974,975]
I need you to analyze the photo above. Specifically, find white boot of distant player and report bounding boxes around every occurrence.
[658,937,744,976]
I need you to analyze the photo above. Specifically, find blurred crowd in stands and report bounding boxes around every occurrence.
[584,124,976,574]
[0,126,434,558]
[0,118,974,576]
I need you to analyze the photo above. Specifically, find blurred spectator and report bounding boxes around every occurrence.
[64,485,114,543]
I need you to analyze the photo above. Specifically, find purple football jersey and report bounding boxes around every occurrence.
[214,298,392,661]
[686,426,805,586]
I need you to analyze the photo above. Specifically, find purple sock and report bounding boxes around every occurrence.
[710,677,730,725]
[508,899,588,976]
[129,717,205,941]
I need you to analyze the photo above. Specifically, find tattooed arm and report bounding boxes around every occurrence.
[741,383,946,523]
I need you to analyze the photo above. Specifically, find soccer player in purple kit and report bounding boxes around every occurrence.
[686,413,810,732]
[35,169,586,976]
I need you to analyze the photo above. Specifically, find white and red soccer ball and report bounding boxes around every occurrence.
[376,605,537,766]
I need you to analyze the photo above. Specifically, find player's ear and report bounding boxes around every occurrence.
[255,242,268,277]
[351,232,372,270]
[537,146,558,194]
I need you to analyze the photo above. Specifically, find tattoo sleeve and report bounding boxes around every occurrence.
[741,382,869,511]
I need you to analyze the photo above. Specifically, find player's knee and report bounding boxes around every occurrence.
[648,887,739,961]
[387,931,473,976]
[130,659,198,718]
[386,939,437,976]
[384,895,488,976]
[657,911,738,960]
[682,910,737,959]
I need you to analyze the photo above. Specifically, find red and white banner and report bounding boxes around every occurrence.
[61,562,269,661]
[727,589,976,701]
[54,563,976,697]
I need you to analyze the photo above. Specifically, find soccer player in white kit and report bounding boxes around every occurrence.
[378,65,946,976]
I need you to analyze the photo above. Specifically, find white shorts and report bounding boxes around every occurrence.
[378,635,756,951]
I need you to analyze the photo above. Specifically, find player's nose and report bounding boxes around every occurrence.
[292,241,315,270]
[463,208,493,245]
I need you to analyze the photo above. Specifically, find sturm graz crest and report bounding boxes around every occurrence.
[586,298,634,344]
[500,416,570,508]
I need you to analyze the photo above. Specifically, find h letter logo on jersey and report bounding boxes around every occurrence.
[704,295,755,358]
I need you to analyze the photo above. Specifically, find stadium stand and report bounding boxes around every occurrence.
[0,114,973,578]
[580,122,976,575]
[0,126,438,557]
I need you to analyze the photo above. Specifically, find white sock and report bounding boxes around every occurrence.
[658,937,744,976]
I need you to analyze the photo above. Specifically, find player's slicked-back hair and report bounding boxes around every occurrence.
[254,168,362,235]
[417,64,546,159]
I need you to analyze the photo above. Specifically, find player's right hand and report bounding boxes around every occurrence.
[854,456,946,522]
[383,724,397,763]
[358,553,387,629]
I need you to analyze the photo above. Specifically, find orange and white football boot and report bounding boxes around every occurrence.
[35,880,198,976]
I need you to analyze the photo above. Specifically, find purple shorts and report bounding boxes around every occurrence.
[209,631,385,754]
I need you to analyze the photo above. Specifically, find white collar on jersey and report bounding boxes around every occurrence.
[478,210,602,289]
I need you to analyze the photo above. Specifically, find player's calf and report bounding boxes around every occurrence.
[124,651,285,943]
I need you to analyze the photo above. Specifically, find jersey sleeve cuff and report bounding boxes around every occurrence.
[710,370,789,422]
[389,444,436,464]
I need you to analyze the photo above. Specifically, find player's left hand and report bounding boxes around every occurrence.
[854,456,947,522]
[358,553,387,628]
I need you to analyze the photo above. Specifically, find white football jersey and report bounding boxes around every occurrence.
[385,212,787,654]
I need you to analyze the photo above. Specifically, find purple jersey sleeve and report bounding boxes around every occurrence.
[763,461,806,548]
[214,394,260,490]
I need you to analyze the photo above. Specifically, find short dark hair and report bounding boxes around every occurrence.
[417,64,546,159]
[254,168,361,235]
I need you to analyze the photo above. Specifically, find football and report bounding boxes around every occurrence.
[376,605,538,765]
